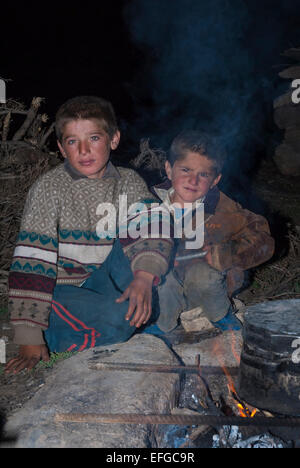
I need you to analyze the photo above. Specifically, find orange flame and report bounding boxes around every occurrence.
[213,336,257,418]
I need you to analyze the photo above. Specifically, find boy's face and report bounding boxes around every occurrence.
[57,119,120,179]
[165,151,221,207]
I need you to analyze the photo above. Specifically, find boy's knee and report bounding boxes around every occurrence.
[184,261,224,293]
[182,261,230,318]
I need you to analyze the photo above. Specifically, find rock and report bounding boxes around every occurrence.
[284,127,300,152]
[273,104,300,130]
[172,329,243,368]
[180,299,245,333]
[281,47,300,62]
[279,66,300,80]
[3,334,181,448]
[232,298,246,323]
[273,90,294,109]
[273,143,300,176]
[180,307,213,333]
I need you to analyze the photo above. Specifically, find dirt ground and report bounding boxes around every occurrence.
[0,157,299,442]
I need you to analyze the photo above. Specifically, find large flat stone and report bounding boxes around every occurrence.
[173,329,243,368]
[4,334,181,448]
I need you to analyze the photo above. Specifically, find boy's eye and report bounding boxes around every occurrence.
[200,172,209,178]
[67,139,76,145]
[182,168,189,173]
[90,135,100,141]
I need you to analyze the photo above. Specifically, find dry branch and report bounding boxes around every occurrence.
[2,112,11,142]
[0,97,60,304]
[243,228,300,304]
[12,97,43,141]
[131,138,166,174]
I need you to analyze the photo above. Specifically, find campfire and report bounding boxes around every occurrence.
[211,331,258,418]
[190,299,300,447]
[55,299,300,448]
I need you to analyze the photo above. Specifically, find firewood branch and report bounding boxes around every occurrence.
[39,122,55,148]
[12,97,44,141]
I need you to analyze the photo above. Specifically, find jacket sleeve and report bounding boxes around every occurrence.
[118,169,173,279]
[210,207,275,272]
[8,177,59,345]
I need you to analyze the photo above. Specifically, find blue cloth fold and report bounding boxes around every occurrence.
[44,239,136,352]
[211,306,242,331]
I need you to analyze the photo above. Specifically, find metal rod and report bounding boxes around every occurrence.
[54,412,300,428]
[176,251,207,262]
[88,362,238,376]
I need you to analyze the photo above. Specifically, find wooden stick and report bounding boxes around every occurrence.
[2,111,11,142]
[12,97,43,141]
[39,122,55,148]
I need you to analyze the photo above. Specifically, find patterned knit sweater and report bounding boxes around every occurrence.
[9,160,173,345]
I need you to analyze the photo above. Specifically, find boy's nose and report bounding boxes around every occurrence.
[189,174,199,185]
[79,140,90,154]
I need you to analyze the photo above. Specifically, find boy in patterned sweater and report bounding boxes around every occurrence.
[5,96,173,374]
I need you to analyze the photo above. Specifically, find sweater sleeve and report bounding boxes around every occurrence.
[118,169,173,279]
[8,176,59,345]
[210,208,275,272]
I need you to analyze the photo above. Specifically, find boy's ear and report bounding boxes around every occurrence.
[110,130,120,150]
[57,140,67,158]
[165,161,172,180]
[210,173,222,189]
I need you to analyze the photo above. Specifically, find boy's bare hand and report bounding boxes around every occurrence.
[5,344,50,374]
[116,271,155,328]
[202,244,213,267]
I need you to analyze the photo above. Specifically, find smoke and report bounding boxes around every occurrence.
[123,0,300,203]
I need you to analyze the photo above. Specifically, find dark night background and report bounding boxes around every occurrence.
[2,0,300,204]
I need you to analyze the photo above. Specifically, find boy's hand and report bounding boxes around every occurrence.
[202,244,213,267]
[5,344,50,374]
[116,271,155,328]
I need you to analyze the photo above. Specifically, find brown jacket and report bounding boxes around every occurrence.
[153,182,275,296]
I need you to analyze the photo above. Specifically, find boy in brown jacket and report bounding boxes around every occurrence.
[152,130,275,332]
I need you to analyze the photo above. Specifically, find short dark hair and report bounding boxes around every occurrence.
[168,130,227,175]
[55,96,118,142]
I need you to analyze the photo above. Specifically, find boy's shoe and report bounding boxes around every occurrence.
[211,306,242,331]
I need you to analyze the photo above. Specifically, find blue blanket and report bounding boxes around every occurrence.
[44,240,137,352]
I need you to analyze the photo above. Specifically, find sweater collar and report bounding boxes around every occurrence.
[63,159,121,181]
[152,179,220,215]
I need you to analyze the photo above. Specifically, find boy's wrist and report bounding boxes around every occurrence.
[134,270,160,286]
[13,324,46,346]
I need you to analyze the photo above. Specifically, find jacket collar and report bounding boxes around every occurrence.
[152,179,220,215]
[64,159,121,181]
